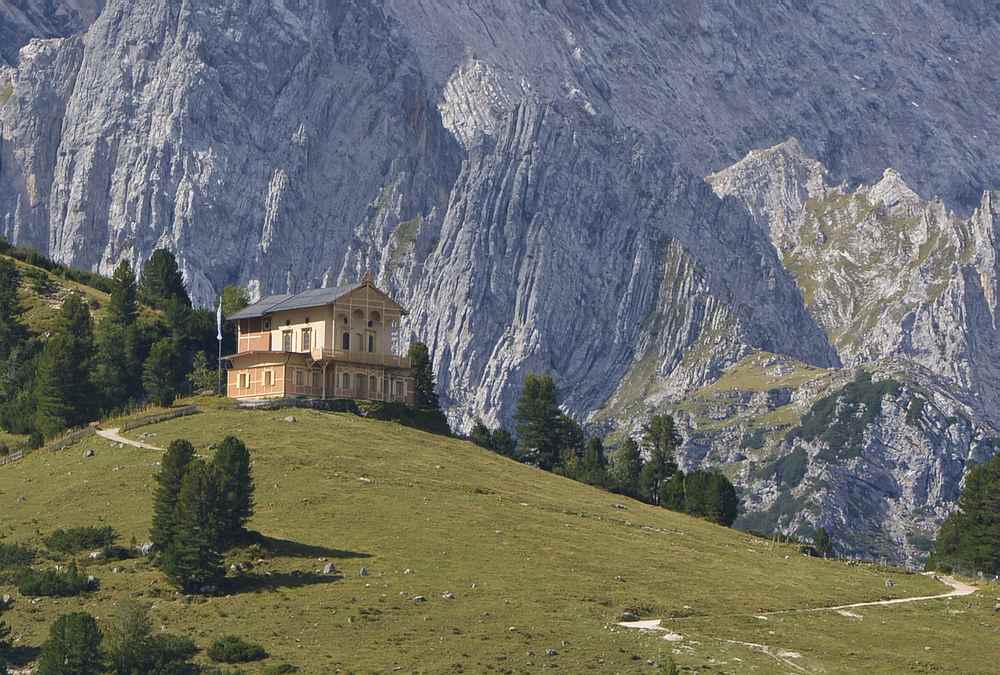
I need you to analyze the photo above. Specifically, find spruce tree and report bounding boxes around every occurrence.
[143,338,181,407]
[0,258,26,363]
[814,527,834,558]
[659,471,686,511]
[151,439,196,551]
[108,260,138,325]
[160,460,224,592]
[93,322,134,412]
[36,612,104,675]
[138,249,190,310]
[407,342,440,409]
[929,454,1000,575]
[514,373,563,470]
[581,437,608,485]
[211,436,255,546]
[611,437,644,497]
[34,296,96,436]
[639,414,680,505]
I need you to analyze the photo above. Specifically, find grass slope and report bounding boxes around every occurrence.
[1,402,996,673]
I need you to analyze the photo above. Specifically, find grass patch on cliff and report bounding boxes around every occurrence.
[2,402,983,672]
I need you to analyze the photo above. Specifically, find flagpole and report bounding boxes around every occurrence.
[216,298,223,396]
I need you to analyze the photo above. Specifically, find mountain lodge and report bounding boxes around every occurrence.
[224,273,415,404]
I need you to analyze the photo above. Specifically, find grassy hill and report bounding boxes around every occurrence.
[1,400,996,673]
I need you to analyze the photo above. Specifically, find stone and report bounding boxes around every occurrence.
[442,591,455,600]
[83,448,95,458]
[403,568,413,575]
[413,595,426,603]
[88,550,104,560]
[620,611,640,622]
[283,416,296,423]
[0,594,12,609]
[322,563,336,575]
[359,567,369,576]
[994,603,1000,613]
[545,649,558,657]
[136,542,154,556]
[86,575,98,589]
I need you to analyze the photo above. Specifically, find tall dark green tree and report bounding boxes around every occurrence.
[659,471,686,511]
[211,436,255,546]
[36,612,104,675]
[928,454,1000,575]
[684,470,739,526]
[34,294,96,436]
[138,250,190,310]
[407,342,440,410]
[143,338,182,407]
[221,285,250,357]
[580,436,609,486]
[0,602,11,672]
[639,414,681,505]
[151,439,196,551]
[514,373,563,470]
[0,258,26,363]
[612,437,644,497]
[159,460,224,592]
[814,527,834,558]
[108,260,138,325]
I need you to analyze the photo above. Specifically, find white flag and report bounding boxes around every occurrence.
[216,298,223,341]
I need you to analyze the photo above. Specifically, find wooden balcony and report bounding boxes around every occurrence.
[309,348,411,369]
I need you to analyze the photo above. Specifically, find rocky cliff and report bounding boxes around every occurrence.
[2,0,1000,561]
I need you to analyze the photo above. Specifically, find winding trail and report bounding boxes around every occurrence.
[95,427,162,451]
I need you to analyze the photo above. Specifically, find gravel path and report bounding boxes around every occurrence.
[95,427,161,450]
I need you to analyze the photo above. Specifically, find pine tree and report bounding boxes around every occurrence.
[639,414,681,505]
[221,285,250,355]
[187,351,217,393]
[611,437,644,497]
[108,260,138,326]
[36,612,105,675]
[0,258,27,363]
[407,342,440,409]
[34,295,96,436]
[151,439,196,551]
[581,437,609,485]
[684,470,738,526]
[211,436,254,546]
[105,600,152,675]
[814,527,834,558]
[160,460,224,592]
[929,454,1000,575]
[514,373,563,470]
[138,249,190,310]
[93,322,135,412]
[659,471,686,511]
[143,338,181,407]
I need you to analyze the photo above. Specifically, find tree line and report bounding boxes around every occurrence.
[471,373,739,527]
[0,247,249,442]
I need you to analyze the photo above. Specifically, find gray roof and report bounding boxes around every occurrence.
[227,283,359,321]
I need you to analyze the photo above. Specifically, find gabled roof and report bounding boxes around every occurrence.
[227,277,405,321]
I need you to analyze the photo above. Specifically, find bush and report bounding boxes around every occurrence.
[0,542,34,568]
[44,526,118,554]
[16,564,96,597]
[207,636,267,663]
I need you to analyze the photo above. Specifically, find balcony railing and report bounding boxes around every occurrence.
[310,348,411,369]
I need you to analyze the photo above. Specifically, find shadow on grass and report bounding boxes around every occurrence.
[7,645,42,667]
[246,532,372,560]
[225,570,343,595]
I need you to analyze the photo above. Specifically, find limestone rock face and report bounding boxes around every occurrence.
[2,0,1000,562]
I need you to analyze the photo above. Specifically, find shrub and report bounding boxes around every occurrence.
[207,636,267,663]
[44,526,118,554]
[357,401,450,436]
[0,542,34,568]
[36,612,105,675]
[16,564,96,597]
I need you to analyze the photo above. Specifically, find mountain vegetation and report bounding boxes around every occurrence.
[927,454,1000,576]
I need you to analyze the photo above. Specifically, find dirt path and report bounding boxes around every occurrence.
[95,427,161,451]
[618,574,976,632]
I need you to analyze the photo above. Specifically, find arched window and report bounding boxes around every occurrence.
[352,308,364,320]
[342,332,350,350]
[354,333,362,351]
[369,310,381,323]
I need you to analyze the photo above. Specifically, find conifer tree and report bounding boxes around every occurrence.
[211,436,254,546]
[36,612,105,675]
[581,437,609,485]
[611,437,644,497]
[407,342,440,409]
[639,414,681,505]
[138,249,190,310]
[514,373,563,470]
[160,460,224,592]
[151,439,196,551]
[0,603,11,669]
[0,258,26,362]
[659,471,686,511]
[814,527,834,558]
[143,338,181,407]
[928,454,1000,575]
[108,260,138,325]
[34,294,96,436]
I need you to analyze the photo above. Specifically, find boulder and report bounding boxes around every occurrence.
[88,550,104,560]
[322,563,336,575]
[283,416,297,423]
[546,649,558,657]
[413,595,426,603]
[359,567,369,577]
[0,594,12,609]
[136,542,155,556]
[83,448,95,458]
[620,611,640,622]
[442,591,456,600]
